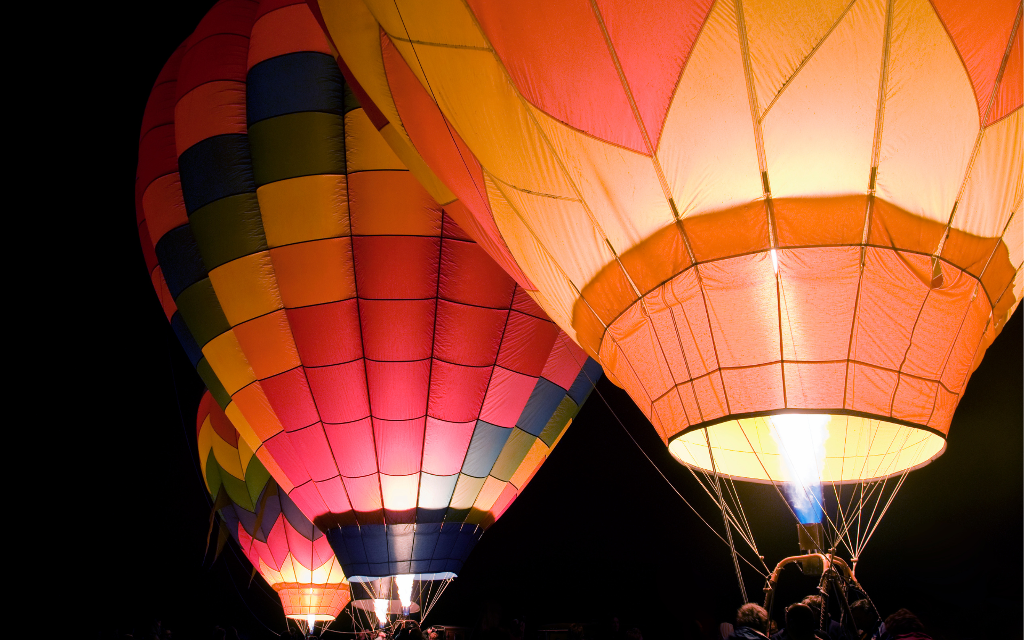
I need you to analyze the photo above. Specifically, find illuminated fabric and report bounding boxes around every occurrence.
[197,391,350,620]
[312,0,1022,482]
[137,0,599,579]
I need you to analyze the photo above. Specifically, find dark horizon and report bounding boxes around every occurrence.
[73,2,1022,638]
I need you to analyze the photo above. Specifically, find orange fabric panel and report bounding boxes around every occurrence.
[232,310,302,379]
[571,297,607,359]
[233,382,285,442]
[651,391,686,440]
[987,25,1021,124]
[683,202,771,263]
[845,362,899,418]
[248,3,333,69]
[142,174,188,246]
[270,238,356,308]
[348,171,440,236]
[619,223,692,294]
[930,0,1021,118]
[777,247,860,361]
[579,260,637,326]
[174,81,248,154]
[868,197,946,256]
[940,291,991,393]
[782,362,847,409]
[980,238,1018,305]
[699,253,780,367]
[773,196,865,247]
[902,263,979,379]
[928,386,959,434]
[689,373,729,427]
[941,228,1004,277]
[891,374,939,426]
[720,363,785,415]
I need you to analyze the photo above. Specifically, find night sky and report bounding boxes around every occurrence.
[73,3,1022,639]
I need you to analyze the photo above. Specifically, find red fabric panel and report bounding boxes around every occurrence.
[479,368,538,428]
[261,367,320,431]
[434,300,507,366]
[497,311,560,376]
[315,476,353,513]
[323,417,377,476]
[489,483,519,522]
[778,247,860,361]
[263,431,313,486]
[721,363,785,415]
[845,362,898,416]
[422,417,476,475]
[891,375,937,425]
[176,35,251,107]
[541,332,586,389]
[593,0,715,146]
[467,0,644,152]
[930,0,1020,119]
[140,81,179,145]
[512,287,546,318]
[175,80,248,155]
[287,300,363,367]
[248,2,333,69]
[380,34,534,289]
[699,253,780,367]
[137,126,179,211]
[287,425,340,481]
[306,361,369,423]
[428,360,493,422]
[184,0,256,45]
[359,299,435,361]
[265,517,289,569]
[783,362,847,409]
[289,481,331,521]
[988,25,1022,124]
[850,248,929,370]
[151,268,178,320]
[902,262,977,379]
[940,292,989,393]
[200,390,239,444]
[143,174,189,247]
[442,213,474,241]
[440,239,518,309]
[138,221,157,273]
[365,360,430,420]
[353,236,440,299]
[342,474,383,513]
[373,417,426,475]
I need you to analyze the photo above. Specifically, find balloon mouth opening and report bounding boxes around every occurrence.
[347,571,457,583]
[351,599,422,615]
[285,615,335,622]
[667,410,946,484]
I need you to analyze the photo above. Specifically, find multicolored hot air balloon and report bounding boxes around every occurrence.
[311,0,1022,559]
[136,0,600,618]
[198,391,351,631]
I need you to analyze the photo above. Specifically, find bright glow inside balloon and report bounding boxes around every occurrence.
[769,414,830,524]
[395,574,414,614]
[307,613,316,632]
[374,598,389,628]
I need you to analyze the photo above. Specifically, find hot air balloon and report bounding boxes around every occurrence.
[198,391,351,633]
[310,0,1022,577]
[136,0,600,620]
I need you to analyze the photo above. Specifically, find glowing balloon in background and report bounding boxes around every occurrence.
[311,0,1022,559]
[197,391,350,632]
[136,0,600,618]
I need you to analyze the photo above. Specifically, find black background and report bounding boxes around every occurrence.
[68,3,1022,638]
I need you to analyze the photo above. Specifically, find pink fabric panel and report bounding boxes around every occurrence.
[427,360,492,422]
[497,311,559,376]
[261,368,319,431]
[479,368,538,428]
[373,417,426,475]
[286,425,340,481]
[287,300,363,367]
[323,418,378,477]
[422,417,477,476]
[306,361,370,423]
[365,360,431,420]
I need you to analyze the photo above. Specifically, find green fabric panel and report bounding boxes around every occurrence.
[196,358,231,408]
[538,396,580,446]
[444,507,470,524]
[204,450,223,497]
[248,111,347,186]
[489,428,537,481]
[243,456,271,508]
[189,192,268,269]
[342,82,360,114]
[175,278,230,347]
[221,470,254,511]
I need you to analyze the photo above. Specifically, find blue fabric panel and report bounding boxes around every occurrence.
[156,225,207,297]
[341,526,367,565]
[325,523,482,579]
[361,525,389,564]
[178,134,256,214]
[280,491,319,540]
[415,507,447,524]
[461,421,512,477]
[170,312,203,366]
[517,377,568,436]
[411,527,441,561]
[568,358,602,405]
[246,52,346,124]
[387,524,416,563]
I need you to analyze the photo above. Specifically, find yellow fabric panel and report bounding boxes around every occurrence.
[528,103,673,256]
[225,402,263,458]
[326,557,348,584]
[667,415,947,483]
[345,109,406,173]
[237,433,255,475]
[743,0,854,112]
[364,0,488,48]
[509,438,548,490]
[258,558,283,585]
[761,0,884,199]
[390,43,575,198]
[380,474,419,511]
[211,427,246,480]
[318,0,410,140]
[378,123,457,205]
[449,473,485,510]
[197,416,214,482]
[953,110,1022,237]
[208,252,283,326]
[657,0,763,219]
[549,417,572,450]
[202,330,257,395]
[875,0,978,224]
[258,174,349,247]
[471,476,506,512]
[494,180,617,292]
[484,174,579,339]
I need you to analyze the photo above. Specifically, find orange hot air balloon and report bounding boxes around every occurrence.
[311,0,1022,555]
[198,391,351,630]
